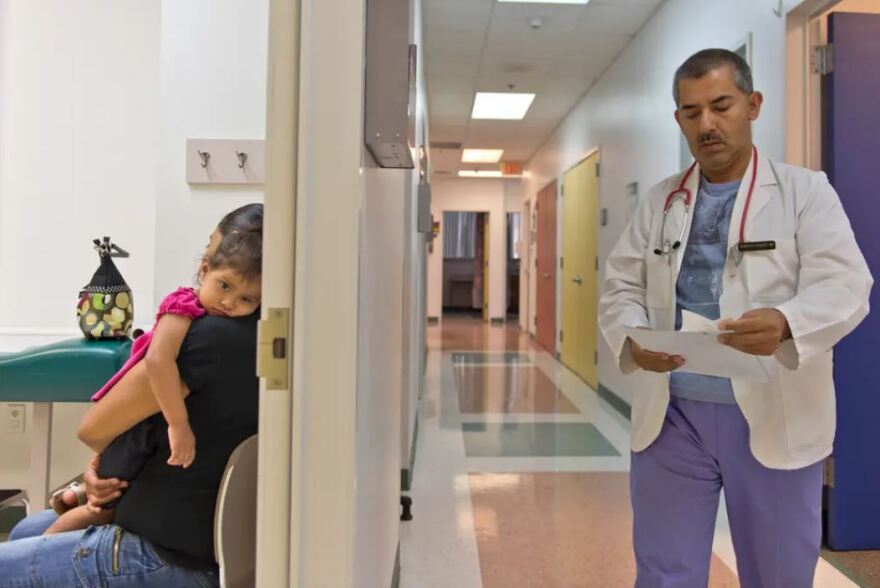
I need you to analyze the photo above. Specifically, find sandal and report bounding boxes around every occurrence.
[49,482,87,515]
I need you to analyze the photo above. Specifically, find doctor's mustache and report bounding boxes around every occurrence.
[699,132,724,144]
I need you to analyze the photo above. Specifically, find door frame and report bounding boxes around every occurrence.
[785,0,847,169]
[256,0,299,583]
[258,0,366,584]
[520,200,531,334]
[504,211,521,321]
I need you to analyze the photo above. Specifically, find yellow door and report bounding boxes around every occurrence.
[580,155,599,388]
[483,212,490,322]
[561,166,580,371]
[561,152,599,388]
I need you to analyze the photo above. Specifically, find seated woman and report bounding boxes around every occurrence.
[46,228,261,535]
[0,204,263,586]
[49,202,262,517]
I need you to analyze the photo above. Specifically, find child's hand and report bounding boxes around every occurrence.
[167,423,196,468]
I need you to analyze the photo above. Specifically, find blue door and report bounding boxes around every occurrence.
[825,11,880,551]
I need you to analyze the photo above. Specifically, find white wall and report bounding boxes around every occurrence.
[154,0,269,301]
[333,0,428,584]
[428,178,521,320]
[0,1,160,332]
[523,0,808,403]
[401,0,430,485]
[0,0,270,501]
[0,0,161,492]
[356,164,407,586]
[356,0,430,582]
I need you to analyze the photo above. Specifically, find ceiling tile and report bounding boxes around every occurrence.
[575,3,656,35]
[489,3,587,35]
[423,0,662,168]
[425,1,493,32]
[424,29,485,58]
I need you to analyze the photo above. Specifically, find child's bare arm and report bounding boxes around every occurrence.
[144,314,196,467]
[77,363,190,453]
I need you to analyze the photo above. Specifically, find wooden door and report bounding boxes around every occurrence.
[561,152,600,388]
[535,180,557,353]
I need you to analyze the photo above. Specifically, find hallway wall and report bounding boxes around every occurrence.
[355,0,429,584]
[400,0,430,495]
[524,0,811,404]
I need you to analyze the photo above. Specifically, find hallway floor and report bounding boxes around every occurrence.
[401,317,869,587]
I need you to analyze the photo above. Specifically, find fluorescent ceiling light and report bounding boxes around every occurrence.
[498,0,590,4]
[462,149,504,163]
[458,170,504,178]
[471,92,536,120]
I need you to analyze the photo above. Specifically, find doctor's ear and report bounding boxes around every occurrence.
[747,91,764,120]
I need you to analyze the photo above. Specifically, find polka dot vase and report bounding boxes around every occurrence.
[77,289,134,340]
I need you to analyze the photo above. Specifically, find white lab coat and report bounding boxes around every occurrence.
[599,153,873,470]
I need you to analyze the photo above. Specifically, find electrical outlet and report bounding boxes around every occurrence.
[6,403,25,434]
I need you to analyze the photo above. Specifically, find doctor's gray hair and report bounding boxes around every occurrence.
[673,49,753,105]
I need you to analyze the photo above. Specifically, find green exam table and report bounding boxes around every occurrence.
[0,338,131,512]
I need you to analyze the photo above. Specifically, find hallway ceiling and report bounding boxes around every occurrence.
[424,0,664,176]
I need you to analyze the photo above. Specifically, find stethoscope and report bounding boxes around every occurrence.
[654,146,770,258]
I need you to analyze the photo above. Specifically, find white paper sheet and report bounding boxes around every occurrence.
[625,318,775,381]
[680,309,720,333]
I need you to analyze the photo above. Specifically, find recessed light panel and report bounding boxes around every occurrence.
[498,0,589,4]
[458,170,504,178]
[462,149,505,163]
[471,92,536,120]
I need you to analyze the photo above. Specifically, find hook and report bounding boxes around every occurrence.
[197,150,211,168]
[235,150,248,169]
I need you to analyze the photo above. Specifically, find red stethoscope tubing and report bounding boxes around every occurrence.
[662,145,758,248]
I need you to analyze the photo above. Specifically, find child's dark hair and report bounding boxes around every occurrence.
[217,203,263,237]
[206,231,262,282]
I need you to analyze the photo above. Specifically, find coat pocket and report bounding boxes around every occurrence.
[744,238,798,303]
[778,353,835,452]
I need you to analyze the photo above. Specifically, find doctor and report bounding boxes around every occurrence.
[600,48,872,587]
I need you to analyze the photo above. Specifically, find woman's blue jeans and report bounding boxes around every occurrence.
[0,510,218,587]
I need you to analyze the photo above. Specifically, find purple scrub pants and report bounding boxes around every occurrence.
[630,396,824,587]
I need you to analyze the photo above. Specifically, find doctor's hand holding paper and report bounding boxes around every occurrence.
[717,307,791,356]
[598,48,872,588]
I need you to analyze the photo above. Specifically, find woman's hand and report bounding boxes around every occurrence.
[629,338,685,373]
[83,454,128,514]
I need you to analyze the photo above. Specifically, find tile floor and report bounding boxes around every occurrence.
[401,316,868,587]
